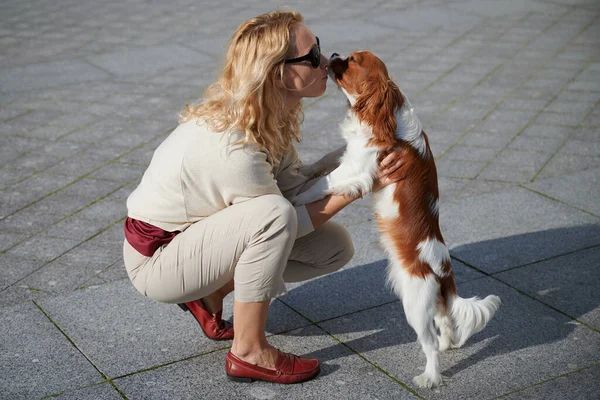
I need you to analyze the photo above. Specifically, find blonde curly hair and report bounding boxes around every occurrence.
[180,10,304,164]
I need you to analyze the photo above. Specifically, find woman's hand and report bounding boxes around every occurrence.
[372,147,408,192]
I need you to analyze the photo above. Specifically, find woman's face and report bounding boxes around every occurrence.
[282,23,329,100]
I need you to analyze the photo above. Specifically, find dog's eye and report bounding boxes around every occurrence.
[349,56,355,62]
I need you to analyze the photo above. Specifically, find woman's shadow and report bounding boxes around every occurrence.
[277,224,600,378]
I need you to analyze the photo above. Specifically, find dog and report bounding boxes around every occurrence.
[292,51,501,388]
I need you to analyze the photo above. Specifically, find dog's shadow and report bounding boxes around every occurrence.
[275,224,600,378]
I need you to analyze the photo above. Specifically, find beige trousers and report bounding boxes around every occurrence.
[123,195,354,303]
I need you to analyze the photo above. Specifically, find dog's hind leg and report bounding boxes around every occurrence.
[434,308,455,352]
[400,275,444,388]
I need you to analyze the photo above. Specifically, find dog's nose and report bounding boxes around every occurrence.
[331,53,339,58]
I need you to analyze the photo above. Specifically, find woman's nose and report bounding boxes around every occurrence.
[320,53,329,68]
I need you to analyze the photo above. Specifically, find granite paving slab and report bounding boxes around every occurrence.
[0,302,104,400]
[495,246,600,331]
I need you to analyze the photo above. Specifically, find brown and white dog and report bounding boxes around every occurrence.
[292,51,501,388]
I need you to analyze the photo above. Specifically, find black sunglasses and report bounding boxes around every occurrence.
[285,37,321,68]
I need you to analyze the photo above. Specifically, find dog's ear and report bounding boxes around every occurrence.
[354,73,403,146]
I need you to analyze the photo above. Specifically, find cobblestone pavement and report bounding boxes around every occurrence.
[1,0,599,399]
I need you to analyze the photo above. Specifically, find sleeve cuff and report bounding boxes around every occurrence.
[295,204,315,238]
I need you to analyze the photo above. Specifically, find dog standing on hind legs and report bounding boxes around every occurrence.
[292,51,501,388]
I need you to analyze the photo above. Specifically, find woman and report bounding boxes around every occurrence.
[123,10,406,384]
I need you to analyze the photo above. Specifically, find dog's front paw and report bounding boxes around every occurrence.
[413,372,444,388]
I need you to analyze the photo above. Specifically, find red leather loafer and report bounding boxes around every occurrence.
[225,350,320,384]
[178,300,234,341]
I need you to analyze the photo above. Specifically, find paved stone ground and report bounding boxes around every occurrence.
[1,0,599,399]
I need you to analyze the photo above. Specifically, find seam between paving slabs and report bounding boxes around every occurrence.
[276,298,423,399]
[519,185,600,218]
[33,301,130,400]
[489,361,600,400]
[452,254,600,335]
[40,380,119,400]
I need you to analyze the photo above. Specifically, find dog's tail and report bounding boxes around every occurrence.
[447,291,501,348]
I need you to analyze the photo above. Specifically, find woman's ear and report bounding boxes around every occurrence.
[273,67,285,89]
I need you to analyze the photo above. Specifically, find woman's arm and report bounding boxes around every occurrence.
[305,193,359,230]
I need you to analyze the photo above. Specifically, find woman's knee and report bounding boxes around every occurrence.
[252,194,298,239]
[329,223,354,266]
[311,222,354,269]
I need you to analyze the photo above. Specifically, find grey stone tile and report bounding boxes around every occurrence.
[508,135,565,154]
[7,235,80,262]
[534,111,586,127]
[457,178,516,198]
[43,215,111,241]
[58,178,123,200]
[85,44,213,78]
[319,277,600,399]
[0,302,103,399]
[526,168,600,215]
[437,177,470,201]
[0,167,34,189]
[0,209,64,235]
[47,383,123,400]
[500,97,550,111]
[25,193,94,216]
[61,117,128,144]
[0,254,44,290]
[0,59,109,91]
[0,231,27,253]
[561,139,600,157]
[6,150,62,172]
[45,148,124,178]
[75,198,127,224]
[536,151,600,180]
[520,123,575,139]
[545,99,595,117]
[459,130,515,148]
[495,246,600,330]
[477,162,538,182]
[439,187,600,273]
[19,254,114,295]
[88,259,128,286]
[115,325,416,400]
[0,284,49,308]
[37,279,308,377]
[571,126,600,142]
[435,159,487,179]
[89,162,146,183]
[476,110,539,135]
[443,146,499,162]
[499,364,600,400]
[87,222,126,250]
[493,148,553,170]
